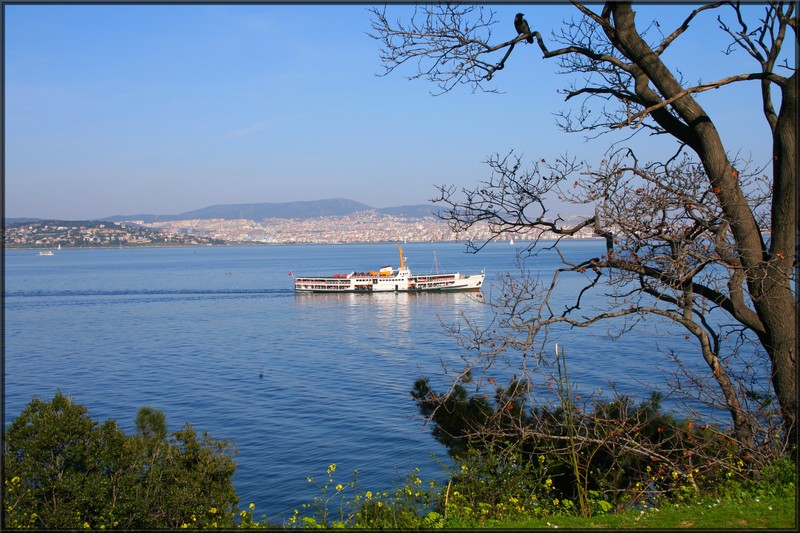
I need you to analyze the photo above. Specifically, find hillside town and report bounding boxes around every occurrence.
[4,212,598,248]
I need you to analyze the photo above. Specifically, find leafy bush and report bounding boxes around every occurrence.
[411,376,769,516]
[3,391,240,529]
[290,464,440,529]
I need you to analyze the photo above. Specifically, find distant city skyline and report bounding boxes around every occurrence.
[5,4,777,220]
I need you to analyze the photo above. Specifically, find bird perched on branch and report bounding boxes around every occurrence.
[514,13,533,43]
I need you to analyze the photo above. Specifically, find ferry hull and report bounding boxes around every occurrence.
[292,246,485,294]
[294,274,484,293]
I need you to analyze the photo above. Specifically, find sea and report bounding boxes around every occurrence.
[4,240,714,522]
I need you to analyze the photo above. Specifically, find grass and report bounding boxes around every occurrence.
[484,493,796,529]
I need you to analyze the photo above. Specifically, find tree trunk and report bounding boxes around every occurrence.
[756,69,797,448]
[609,3,797,447]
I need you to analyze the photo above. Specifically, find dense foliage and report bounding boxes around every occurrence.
[411,374,790,521]
[3,392,239,529]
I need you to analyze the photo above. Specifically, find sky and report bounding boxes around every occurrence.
[4,3,788,220]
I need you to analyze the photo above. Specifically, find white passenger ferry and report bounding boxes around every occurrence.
[293,246,484,293]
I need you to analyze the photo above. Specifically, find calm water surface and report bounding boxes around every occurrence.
[4,241,700,521]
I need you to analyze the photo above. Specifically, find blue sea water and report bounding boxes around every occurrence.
[4,241,707,522]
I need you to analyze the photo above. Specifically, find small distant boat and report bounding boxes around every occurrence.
[38,250,54,256]
[293,245,484,293]
[509,238,515,245]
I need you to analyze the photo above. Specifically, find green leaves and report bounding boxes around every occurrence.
[3,392,240,529]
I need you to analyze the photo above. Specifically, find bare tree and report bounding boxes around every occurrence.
[370,2,797,450]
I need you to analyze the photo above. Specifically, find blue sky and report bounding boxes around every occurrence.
[4,3,786,220]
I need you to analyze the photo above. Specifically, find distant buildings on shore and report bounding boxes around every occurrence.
[5,212,599,248]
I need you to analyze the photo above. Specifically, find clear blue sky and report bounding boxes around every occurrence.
[4,3,783,220]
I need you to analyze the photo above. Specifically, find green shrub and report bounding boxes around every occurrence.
[411,376,769,515]
[3,391,240,529]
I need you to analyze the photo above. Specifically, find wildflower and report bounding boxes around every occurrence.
[11,476,20,484]
[180,524,189,529]
[83,522,90,529]
[307,477,313,483]
[249,502,255,510]
[365,491,373,500]
[327,463,337,474]
[209,507,218,514]
[335,484,343,492]
[545,478,553,487]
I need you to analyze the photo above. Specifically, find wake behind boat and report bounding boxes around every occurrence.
[293,246,484,293]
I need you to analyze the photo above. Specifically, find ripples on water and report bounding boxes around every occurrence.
[4,242,729,521]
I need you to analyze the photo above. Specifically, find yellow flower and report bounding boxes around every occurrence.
[180,524,189,529]
[209,507,218,514]
[307,477,313,483]
[249,503,255,511]
[545,478,553,487]
[335,484,344,492]
[327,463,337,474]
[11,476,20,484]
[83,522,90,529]
[365,491,373,500]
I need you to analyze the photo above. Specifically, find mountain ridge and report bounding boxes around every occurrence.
[6,198,446,224]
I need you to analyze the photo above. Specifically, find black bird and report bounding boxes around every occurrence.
[514,13,533,43]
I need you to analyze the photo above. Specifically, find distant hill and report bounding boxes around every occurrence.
[5,199,447,225]
[4,217,46,225]
[99,198,444,223]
